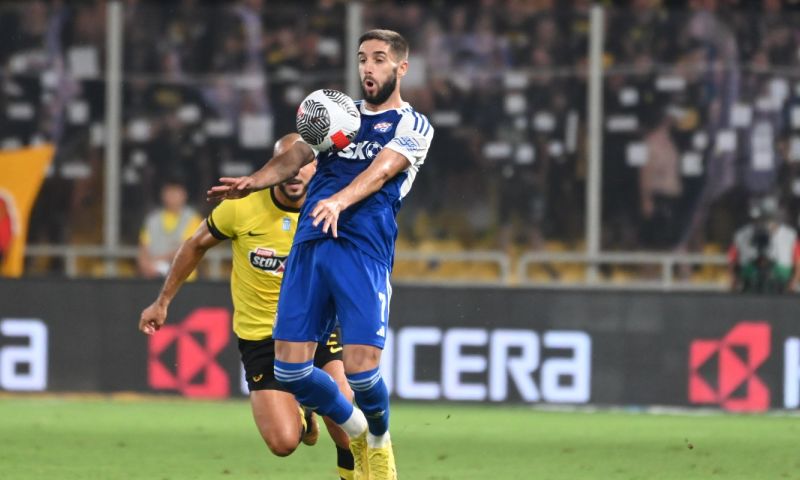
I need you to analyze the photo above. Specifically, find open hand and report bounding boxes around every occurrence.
[311,197,345,238]
[207,176,256,202]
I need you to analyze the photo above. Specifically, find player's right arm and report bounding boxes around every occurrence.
[138,221,222,335]
[206,140,315,202]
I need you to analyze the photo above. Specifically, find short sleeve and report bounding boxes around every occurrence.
[207,200,237,240]
[384,110,434,168]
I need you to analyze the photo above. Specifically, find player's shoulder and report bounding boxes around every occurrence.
[396,103,433,137]
[214,190,264,218]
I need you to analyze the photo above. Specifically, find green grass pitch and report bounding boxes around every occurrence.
[1,397,798,479]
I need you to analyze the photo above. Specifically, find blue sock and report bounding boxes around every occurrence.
[347,368,389,436]
[274,359,354,425]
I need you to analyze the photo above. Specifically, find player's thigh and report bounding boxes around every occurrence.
[324,240,391,349]
[239,336,302,454]
[274,240,334,343]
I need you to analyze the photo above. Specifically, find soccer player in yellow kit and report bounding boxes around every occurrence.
[138,133,355,479]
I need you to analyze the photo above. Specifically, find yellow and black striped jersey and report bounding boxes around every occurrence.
[207,188,299,340]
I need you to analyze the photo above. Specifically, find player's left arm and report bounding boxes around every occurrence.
[139,220,224,335]
[207,140,315,201]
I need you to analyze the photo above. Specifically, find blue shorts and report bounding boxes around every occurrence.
[274,239,391,348]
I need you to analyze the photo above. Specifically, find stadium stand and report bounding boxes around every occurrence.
[1,0,799,285]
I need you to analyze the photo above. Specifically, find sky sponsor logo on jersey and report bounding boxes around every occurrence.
[373,121,393,133]
[338,140,383,161]
[249,248,287,274]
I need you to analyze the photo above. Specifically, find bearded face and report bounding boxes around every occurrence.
[361,66,398,105]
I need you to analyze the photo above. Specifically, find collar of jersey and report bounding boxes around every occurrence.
[358,101,410,116]
[269,187,301,213]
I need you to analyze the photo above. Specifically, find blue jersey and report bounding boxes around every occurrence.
[293,100,434,268]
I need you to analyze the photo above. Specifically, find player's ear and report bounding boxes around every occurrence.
[397,59,409,78]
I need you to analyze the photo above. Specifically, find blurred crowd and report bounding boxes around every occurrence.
[4,0,800,276]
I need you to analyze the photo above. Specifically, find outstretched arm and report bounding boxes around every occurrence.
[138,221,222,334]
[311,148,410,237]
[207,141,316,202]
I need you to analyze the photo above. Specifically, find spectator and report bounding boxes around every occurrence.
[137,177,201,278]
[639,109,683,249]
[728,195,800,293]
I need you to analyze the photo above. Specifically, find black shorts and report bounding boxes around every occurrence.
[238,329,344,392]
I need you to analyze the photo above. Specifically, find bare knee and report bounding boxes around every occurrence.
[275,340,317,363]
[262,431,299,457]
[343,345,382,373]
[250,390,302,457]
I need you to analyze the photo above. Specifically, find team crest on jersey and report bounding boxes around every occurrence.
[249,247,287,274]
[373,121,393,133]
[282,217,291,231]
[338,140,383,161]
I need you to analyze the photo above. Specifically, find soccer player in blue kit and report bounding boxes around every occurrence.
[208,30,433,479]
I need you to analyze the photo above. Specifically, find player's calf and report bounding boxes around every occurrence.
[347,367,390,436]
[274,345,369,477]
[273,359,367,435]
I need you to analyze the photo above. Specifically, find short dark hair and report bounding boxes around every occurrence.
[358,29,409,61]
[160,172,187,190]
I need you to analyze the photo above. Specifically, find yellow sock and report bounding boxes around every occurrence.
[338,466,354,480]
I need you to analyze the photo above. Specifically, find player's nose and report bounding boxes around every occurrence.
[362,60,375,74]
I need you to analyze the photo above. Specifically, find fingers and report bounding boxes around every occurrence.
[206,185,232,201]
[322,215,336,237]
[311,202,324,226]
[236,178,253,191]
[309,199,339,237]
[310,202,328,230]
[139,318,154,335]
[141,319,162,335]
[139,305,163,335]
[206,177,251,202]
[312,209,337,236]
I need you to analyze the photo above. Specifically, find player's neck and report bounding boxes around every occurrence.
[271,186,303,210]
[363,91,404,112]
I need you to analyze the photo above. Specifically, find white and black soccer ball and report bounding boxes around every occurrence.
[296,89,361,153]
